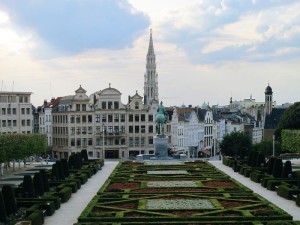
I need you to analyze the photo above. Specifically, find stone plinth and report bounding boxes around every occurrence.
[154,135,168,158]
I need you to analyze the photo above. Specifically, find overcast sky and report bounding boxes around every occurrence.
[0,0,299,107]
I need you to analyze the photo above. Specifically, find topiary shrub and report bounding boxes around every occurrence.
[256,152,266,167]
[56,160,66,180]
[0,191,7,223]
[272,158,283,178]
[1,185,18,216]
[39,169,50,192]
[247,151,254,166]
[22,174,35,198]
[68,154,76,169]
[61,158,70,177]
[266,157,275,175]
[251,151,259,167]
[281,160,293,178]
[81,149,88,162]
[33,172,44,196]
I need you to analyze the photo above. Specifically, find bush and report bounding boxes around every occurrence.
[266,157,275,175]
[39,169,50,192]
[1,185,18,215]
[251,151,259,167]
[281,160,293,178]
[25,210,44,225]
[247,151,254,166]
[272,158,283,178]
[33,172,44,196]
[256,152,266,167]
[0,191,7,223]
[22,175,35,198]
[81,149,89,162]
[61,158,70,177]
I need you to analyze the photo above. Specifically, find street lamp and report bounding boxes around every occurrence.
[272,134,275,156]
[102,124,105,159]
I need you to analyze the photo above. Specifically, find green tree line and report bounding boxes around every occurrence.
[0,133,47,170]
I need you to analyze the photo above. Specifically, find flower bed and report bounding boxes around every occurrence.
[77,161,297,225]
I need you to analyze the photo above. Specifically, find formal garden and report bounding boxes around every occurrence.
[75,160,300,225]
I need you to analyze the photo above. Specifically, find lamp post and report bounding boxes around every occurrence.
[272,134,275,156]
[102,124,105,159]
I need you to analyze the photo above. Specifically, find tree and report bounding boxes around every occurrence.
[281,129,300,153]
[275,102,300,139]
[252,140,282,157]
[219,131,252,157]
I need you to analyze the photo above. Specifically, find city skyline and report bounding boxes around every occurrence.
[0,0,299,107]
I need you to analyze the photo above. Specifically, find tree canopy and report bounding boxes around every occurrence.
[219,131,252,158]
[0,133,47,163]
[275,102,300,139]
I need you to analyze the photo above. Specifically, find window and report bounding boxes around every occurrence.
[135,102,139,109]
[1,108,6,115]
[76,115,81,123]
[76,139,81,147]
[135,137,139,145]
[19,96,23,103]
[70,116,75,123]
[115,138,119,145]
[114,126,119,134]
[148,114,153,121]
[114,101,119,109]
[141,125,145,133]
[129,126,133,133]
[76,104,80,111]
[121,114,125,122]
[95,114,101,122]
[148,137,153,145]
[129,137,133,147]
[76,127,81,134]
[71,127,75,135]
[114,114,119,122]
[27,120,30,126]
[88,126,92,134]
[141,114,145,121]
[102,115,106,122]
[88,138,93,145]
[135,114,139,122]
[71,138,75,146]
[13,120,16,127]
[12,108,16,115]
[21,120,25,126]
[7,108,11,115]
[129,114,133,122]
[121,138,125,145]
[120,126,125,133]
[108,101,112,109]
[108,126,113,134]
[82,115,86,123]
[82,104,86,111]
[88,115,92,123]
[26,108,30,114]
[96,138,101,146]
[135,126,139,133]
[141,137,145,146]
[102,101,106,109]
[96,126,101,134]
[7,120,11,127]
[82,127,87,134]
[149,125,153,133]
[24,96,28,103]
[108,114,113,122]
[82,138,87,147]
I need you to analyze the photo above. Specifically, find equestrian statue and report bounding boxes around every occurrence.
[155,101,168,136]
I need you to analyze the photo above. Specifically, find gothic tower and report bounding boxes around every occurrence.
[264,84,273,115]
[144,29,159,106]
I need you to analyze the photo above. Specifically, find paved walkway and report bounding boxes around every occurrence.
[44,161,118,225]
[209,160,300,221]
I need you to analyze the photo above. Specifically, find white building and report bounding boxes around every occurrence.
[0,91,33,134]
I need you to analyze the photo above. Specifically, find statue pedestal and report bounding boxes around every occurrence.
[154,135,168,158]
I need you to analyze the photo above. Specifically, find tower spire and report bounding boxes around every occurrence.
[144,29,159,106]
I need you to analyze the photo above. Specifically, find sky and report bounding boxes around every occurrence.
[0,0,300,107]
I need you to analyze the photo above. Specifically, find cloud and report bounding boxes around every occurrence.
[158,0,300,65]
[0,0,150,56]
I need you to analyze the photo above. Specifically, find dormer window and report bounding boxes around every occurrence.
[135,102,139,109]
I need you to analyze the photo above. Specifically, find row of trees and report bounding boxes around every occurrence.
[0,134,47,174]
